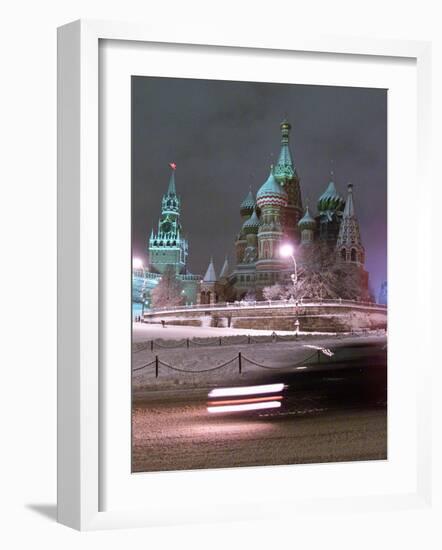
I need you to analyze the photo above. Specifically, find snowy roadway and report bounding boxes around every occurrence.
[132,401,387,472]
[132,333,387,472]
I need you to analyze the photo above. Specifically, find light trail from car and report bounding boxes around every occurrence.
[207,395,283,407]
[208,383,284,398]
[207,401,282,414]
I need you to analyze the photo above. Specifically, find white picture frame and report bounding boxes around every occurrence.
[57,19,433,531]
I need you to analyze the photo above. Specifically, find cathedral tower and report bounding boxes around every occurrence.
[241,207,260,264]
[317,169,345,245]
[149,164,188,274]
[256,166,288,273]
[298,205,316,245]
[336,183,365,265]
[235,188,255,264]
[273,121,303,243]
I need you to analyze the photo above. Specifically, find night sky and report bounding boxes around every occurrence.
[132,77,387,296]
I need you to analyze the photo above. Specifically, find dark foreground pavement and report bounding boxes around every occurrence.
[132,399,387,472]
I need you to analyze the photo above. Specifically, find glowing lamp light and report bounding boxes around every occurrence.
[132,257,143,269]
[280,243,295,258]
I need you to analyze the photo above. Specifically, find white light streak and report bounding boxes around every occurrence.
[208,383,284,398]
[207,401,282,414]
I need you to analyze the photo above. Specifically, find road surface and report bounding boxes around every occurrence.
[132,336,387,472]
[132,396,386,472]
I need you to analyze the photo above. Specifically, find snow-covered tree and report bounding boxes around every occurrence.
[150,266,184,308]
[296,268,339,300]
[262,284,286,301]
[295,247,367,301]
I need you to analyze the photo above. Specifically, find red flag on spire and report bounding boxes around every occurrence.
[169,162,177,170]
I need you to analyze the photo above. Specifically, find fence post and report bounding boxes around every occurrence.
[219,337,222,346]
[186,338,189,348]
[238,352,242,375]
[150,340,154,352]
[317,349,321,363]
[155,355,159,378]
[248,335,251,344]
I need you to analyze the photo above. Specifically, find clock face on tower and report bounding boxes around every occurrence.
[161,219,173,233]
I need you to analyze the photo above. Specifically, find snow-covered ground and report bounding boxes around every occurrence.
[132,330,387,393]
[132,322,332,342]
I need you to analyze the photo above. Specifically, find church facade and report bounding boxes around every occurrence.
[198,120,369,303]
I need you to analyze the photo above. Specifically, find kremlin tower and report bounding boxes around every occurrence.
[148,164,188,275]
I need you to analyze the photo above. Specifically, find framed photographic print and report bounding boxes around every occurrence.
[57,20,433,530]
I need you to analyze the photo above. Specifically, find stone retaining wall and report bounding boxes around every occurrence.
[144,303,387,332]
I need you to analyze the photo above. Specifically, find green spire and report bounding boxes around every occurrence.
[162,164,180,215]
[167,167,176,195]
[274,120,296,183]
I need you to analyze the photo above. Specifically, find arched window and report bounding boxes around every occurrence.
[201,291,206,304]
[351,248,357,262]
[341,248,346,261]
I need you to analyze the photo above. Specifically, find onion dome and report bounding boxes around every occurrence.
[298,206,316,230]
[242,207,260,234]
[317,175,345,213]
[240,188,255,216]
[256,166,288,209]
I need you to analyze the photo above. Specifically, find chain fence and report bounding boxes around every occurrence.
[132,348,335,378]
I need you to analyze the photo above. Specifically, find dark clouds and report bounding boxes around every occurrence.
[132,77,387,296]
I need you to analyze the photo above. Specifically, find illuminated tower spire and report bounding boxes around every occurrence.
[149,163,188,274]
[274,120,296,182]
[273,120,303,243]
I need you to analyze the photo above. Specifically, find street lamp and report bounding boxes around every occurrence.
[280,242,299,334]
[279,243,298,289]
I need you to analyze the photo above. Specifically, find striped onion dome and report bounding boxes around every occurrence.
[240,188,255,216]
[317,178,345,213]
[256,167,288,209]
[242,207,260,234]
[298,206,316,230]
